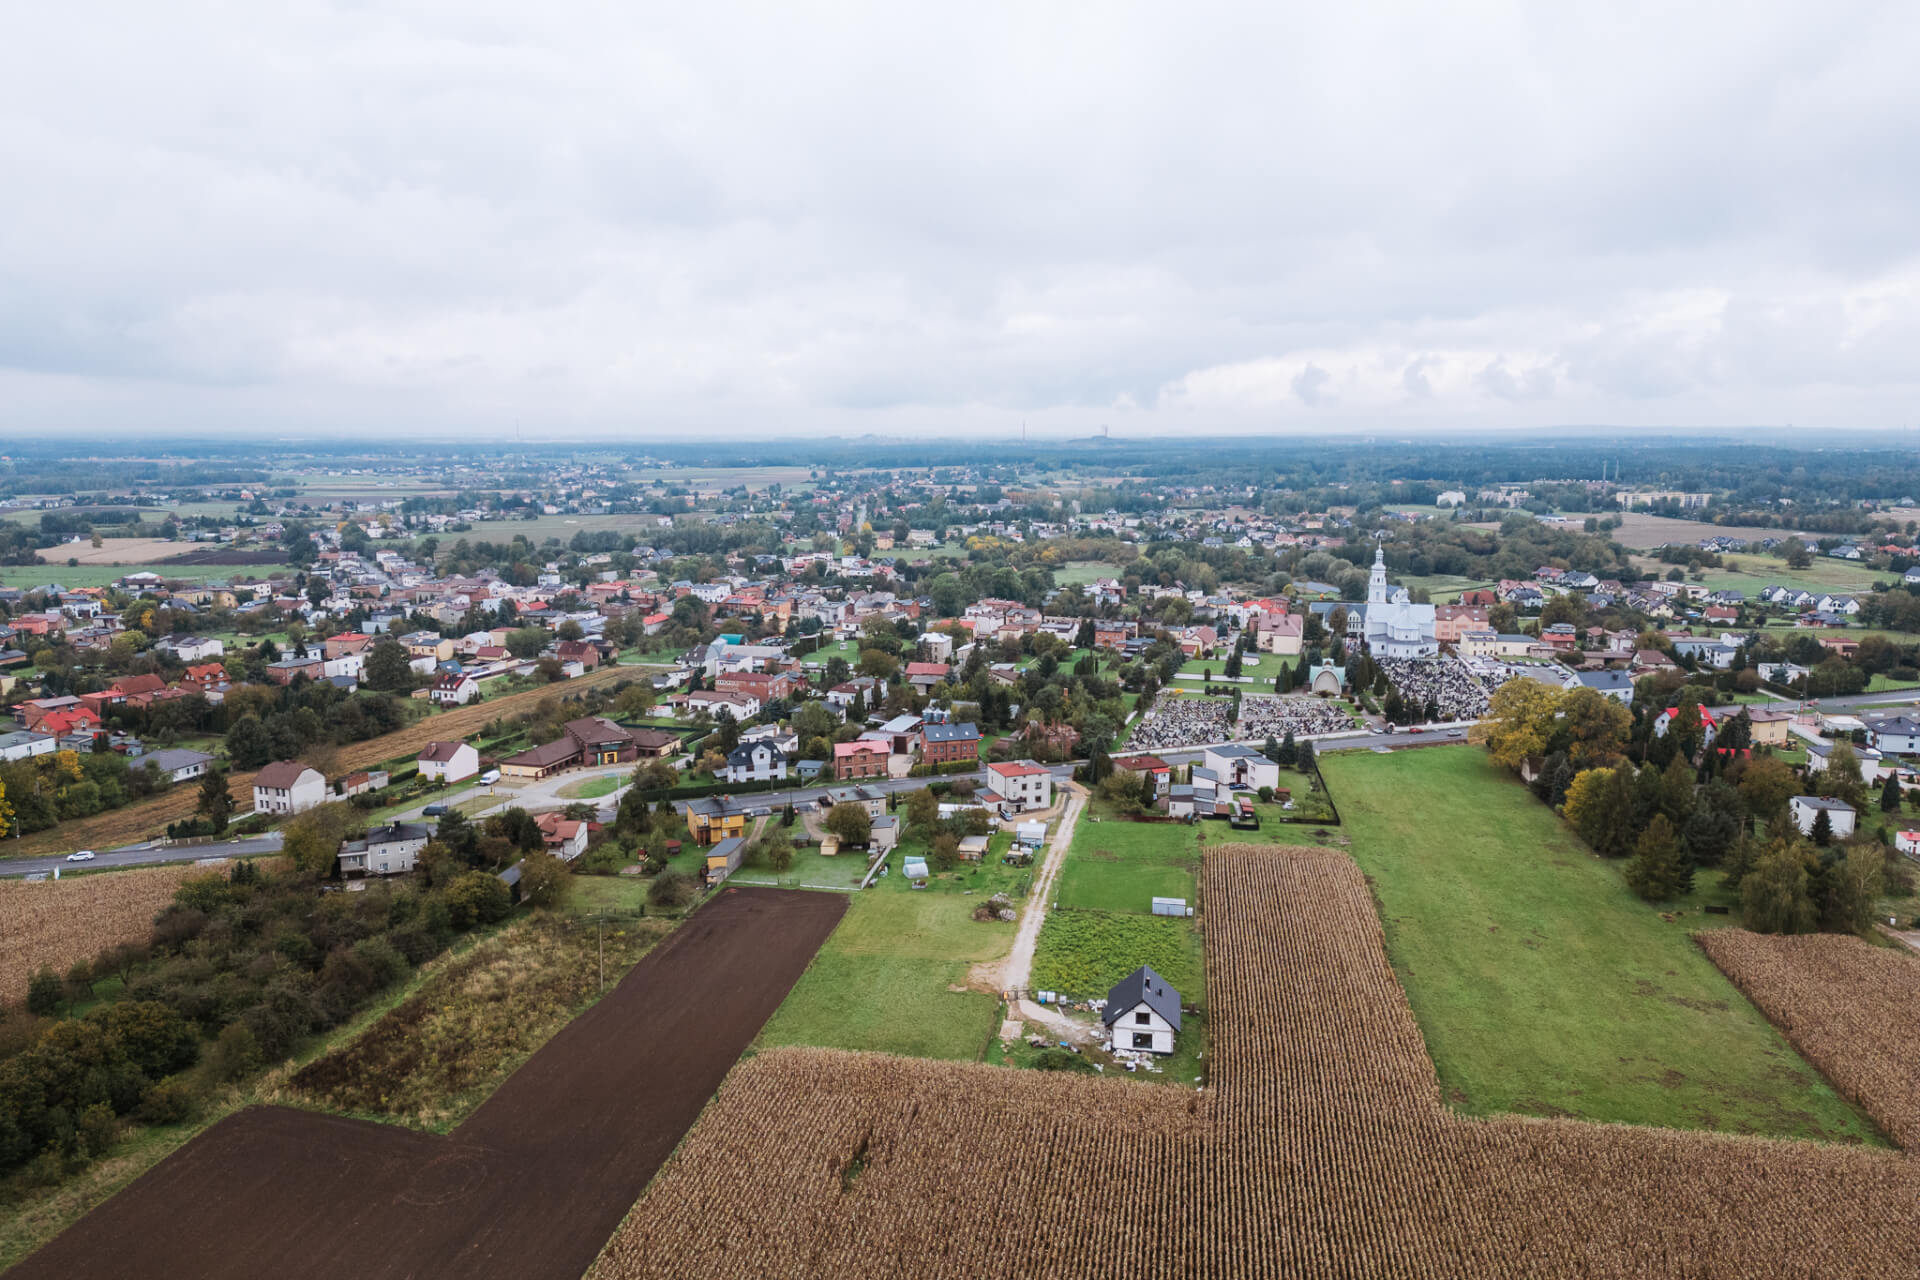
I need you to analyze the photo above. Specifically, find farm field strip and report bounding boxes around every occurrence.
[591,846,1920,1280]
[8,888,848,1280]
[0,865,208,1004]
[0,664,639,860]
[1699,930,1920,1150]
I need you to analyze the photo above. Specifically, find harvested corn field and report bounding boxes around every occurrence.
[592,845,1920,1280]
[0,864,208,1004]
[1699,929,1920,1150]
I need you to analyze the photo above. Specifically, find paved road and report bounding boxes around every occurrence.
[0,833,284,880]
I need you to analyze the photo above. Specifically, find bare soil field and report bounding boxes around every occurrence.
[0,865,208,1004]
[161,548,288,566]
[592,846,1918,1279]
[0,664,639,860]
[7,887,847,1280]
[32,537,188,566]
[1606,511,1811,550]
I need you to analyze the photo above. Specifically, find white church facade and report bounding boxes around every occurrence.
[1361,543,1438,659]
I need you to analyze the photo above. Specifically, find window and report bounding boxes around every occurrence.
[1134,1011,1151,1025]
[1132,1032,1154,1049]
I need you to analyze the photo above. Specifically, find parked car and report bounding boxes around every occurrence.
[422,803,449,817]
[66,850,96,862]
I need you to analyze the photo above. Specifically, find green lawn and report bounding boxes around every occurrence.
[755,857,1015,1061]
[557,775,621,799]
[0,560,293,589]
[725,846,872,891]
[1867,673,1920,693]
[1320,746,1884,1143]
[1054,814,1201,914]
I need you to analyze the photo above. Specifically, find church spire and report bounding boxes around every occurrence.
[1368,535,1388,605]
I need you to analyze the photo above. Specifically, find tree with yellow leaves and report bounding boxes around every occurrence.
[1470,679,1562,769]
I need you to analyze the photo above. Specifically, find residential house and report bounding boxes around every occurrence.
[1746,709,1794,748]
[685,796,751,845]
[823,785,888,819]
[336,822,431,877]
[1113,753,1172,796]
[833,739,890,780]
[1788,796,1856,840]
[629,727,682,758]
[253,760,327,815]
[1100,965,1181,1055]
[431,671,481,707]
[868,814,900,854]
[919,721,981,766]
[1202,744,1281,791]
[1651,705,1720,746]
[265,655,324,685]
[500,715,642,779]
[1563,669,1634,704]
[1254,614,1304,655]
[904,662,951,695]
[1869,716,1920,757]
[985,760,1053,812]
[1433,605,1490,645]
[724,741,789,783]
[0,729,57,763]
[153,635,224,662]
[533,812,592,860]
[417,740,481,782]
[687,688,762,721]
[145,748,215,784]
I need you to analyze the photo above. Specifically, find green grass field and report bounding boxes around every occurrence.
[1320,746,1883,1143]
[1630,554,1893,598]
[1029,908,1204,1005]
[1054,815,1201,914]
[755,852,1017,1061]
[725,846,871,891]
[557,775,621,800]
[0,561,292,589]
[1867,673,1920,693]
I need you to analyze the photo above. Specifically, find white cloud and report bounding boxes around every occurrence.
[1,2,1918,437]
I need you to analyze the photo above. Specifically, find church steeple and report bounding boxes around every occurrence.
[1368,538,1388,605]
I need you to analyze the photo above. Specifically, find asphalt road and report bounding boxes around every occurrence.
[0,833,285,880]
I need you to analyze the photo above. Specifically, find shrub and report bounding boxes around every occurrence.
[134,1078,200,1126]
[208,1021,263,1082]
[76,1102,119,1158]
[26,966,63,1016]
[647,871,698,910]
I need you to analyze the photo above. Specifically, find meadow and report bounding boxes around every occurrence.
[1319,745,1881,1142]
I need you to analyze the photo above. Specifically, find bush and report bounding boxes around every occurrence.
[208,1021,263,1082]
[135,1078,201,1126]
[76,1103,119,1158]
[647,871,698,910]
[26,966,63,1016]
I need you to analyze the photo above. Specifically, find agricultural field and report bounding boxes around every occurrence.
[1700,930,1920,1149]
[1606,511,1816,551]
[1627,552,1892,597]
[1,561,249,589]
[284,912,674,1130]
[590,845,1919,1279]
[10,888,846,1280]
[1321,746,1880,1140]
[1395,573,1492,602]
[0,864,209,1005]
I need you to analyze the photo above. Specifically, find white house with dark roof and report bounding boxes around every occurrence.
[417,740,480,783]
[1789,795,1856,840]
[1101,965,1182,1055]
[1562,669,1634,705]
[252,761,326,815]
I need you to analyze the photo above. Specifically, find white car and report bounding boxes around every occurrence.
[66,850,96,862]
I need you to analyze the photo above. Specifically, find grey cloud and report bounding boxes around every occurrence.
[1,3,1918,436]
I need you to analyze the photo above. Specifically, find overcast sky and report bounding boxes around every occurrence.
[4,3,1919,440]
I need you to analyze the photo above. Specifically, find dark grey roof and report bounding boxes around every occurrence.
[1792,795,1855,811]
[922,721,980,743]
[1101,965,1182,1032]
[1574,670,1632,691]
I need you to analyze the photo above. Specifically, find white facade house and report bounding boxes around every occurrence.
[1203,744,1281,792]
[336,822,431,876]
[154,635,225,662]
[0,729,57,763]
[986,761,1054,812]
[1100,965,1182,1055]
[252,761,327,816]
[1360,544,1438,659]
[1895,830,1920,858]
[417,740,480,783]
[1868,715,1920,757]
[146,748,215,784]
[687,689,762,721]
[431,672,481,706]
[1788,795,1857,840]
[723,741,789,784]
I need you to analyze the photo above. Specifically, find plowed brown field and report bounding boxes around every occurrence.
[7,887,846,1280]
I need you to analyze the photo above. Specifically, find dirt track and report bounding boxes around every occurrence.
[8,886,847,1280]
[1,664,639,859]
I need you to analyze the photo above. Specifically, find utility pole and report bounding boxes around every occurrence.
[598,918,605,994]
